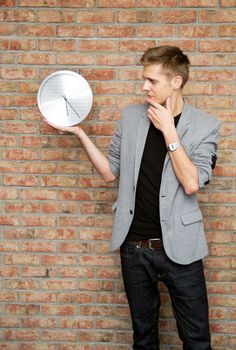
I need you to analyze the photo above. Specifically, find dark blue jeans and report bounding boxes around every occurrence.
[120,242,212,350]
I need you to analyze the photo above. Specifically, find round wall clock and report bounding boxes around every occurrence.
[37,70,93,126]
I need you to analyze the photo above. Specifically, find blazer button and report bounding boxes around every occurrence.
[130,210,133,215]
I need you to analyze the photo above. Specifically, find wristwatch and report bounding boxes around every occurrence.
[167,142,180,152]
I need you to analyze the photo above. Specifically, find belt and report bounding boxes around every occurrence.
[125,238,163,250]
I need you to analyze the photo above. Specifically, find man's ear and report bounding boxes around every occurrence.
[171,75,183,90]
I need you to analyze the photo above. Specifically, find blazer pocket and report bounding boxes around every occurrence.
[181,209,203,226]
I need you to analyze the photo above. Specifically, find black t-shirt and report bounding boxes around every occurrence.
[127,114,181,241]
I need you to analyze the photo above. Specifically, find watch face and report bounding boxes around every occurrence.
[169,143,176,151]
[37,70,93,126]
[168,142,180,152]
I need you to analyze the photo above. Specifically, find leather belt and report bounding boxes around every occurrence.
[125,238,163,250]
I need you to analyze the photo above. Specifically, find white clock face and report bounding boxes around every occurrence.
[37,70,93,126]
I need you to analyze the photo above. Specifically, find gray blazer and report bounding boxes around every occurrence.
[108,102,221,264]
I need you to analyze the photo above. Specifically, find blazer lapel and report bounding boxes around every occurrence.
[134,109,150,185]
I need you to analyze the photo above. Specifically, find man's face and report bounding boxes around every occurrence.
[142,64,174,106]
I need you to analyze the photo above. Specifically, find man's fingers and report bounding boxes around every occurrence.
[146,98,163,110]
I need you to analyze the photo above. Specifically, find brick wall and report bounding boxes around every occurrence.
[0,0,235,349]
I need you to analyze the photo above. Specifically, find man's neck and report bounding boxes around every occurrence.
[169,95,184,117]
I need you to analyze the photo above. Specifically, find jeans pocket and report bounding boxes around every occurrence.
[120,242,136,259]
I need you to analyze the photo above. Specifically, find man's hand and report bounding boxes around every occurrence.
[146,96,175,136]
[44,119,82,137]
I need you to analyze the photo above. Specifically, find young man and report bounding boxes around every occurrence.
[45,46,221,350]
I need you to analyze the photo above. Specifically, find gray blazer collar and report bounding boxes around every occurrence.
[176,101,192,139]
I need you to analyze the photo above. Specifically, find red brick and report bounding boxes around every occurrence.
[21,216,57,227]
[5,279,39,290]
[0,67,38,79]
[179,25,217,38]
[78,229,110,244]
[200,9,236,22]
[220,0,236,5]
[19,0,57,6]
[180,0,217,5]
[37,10,74,23]
[77,10,115,23]
[0,9,35,21]
[0,0,16,7]
[57,53,94,65]
[0,317,20,328]
[0,242,18,251]
[5,254,40,265]
[41,254,77,265]
[0,135,16,146]
[96,53,134,65]
[0,80,16,92]
[159,39,197,52]
[59,0,96,6]
[59,242,94,253]
[0,267,19,278]
[0,215,18,226]
[21,345,56,350]
[42,330,77,341]
[57,25,94,37]
[3,175,38,186]
[197,70,235,81]
[80,330,114,342]
[159,10,197,23]
[42,305,76,316]
[59,267,94,279]
[139,0,177,5]
[80,280,114,291]
[219,25,236,37]
[200,40,236,52]
[18,24,56,36]
[96,318,130,330]
[137,25,176,37]
[118,10,155,23]
[79,255,115,266]
[95,81,133,94]
[0,162,18,173]
[79,40,116,52]
[0,291,18,302]
[119,39,155,52]
[98,0,136,7]
[98,25,135,37]
[196,96,234,109]
[18,53,56,65]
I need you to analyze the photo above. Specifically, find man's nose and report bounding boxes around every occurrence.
[142,80,150,91]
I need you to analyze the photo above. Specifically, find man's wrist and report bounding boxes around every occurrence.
[74,127,83,138]
[163,127,179,145]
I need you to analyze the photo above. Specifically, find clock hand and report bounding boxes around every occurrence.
[62,95,82,119]
[62,96,69,117]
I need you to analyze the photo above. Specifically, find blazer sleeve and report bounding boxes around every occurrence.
[190,118,221,188]
[108,118,122,178]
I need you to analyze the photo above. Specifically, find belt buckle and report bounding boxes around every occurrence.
[148,238,160,250]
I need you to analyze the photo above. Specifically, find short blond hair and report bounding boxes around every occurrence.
[140,45,190,88]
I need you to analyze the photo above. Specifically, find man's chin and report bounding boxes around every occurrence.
[147,96,165,105]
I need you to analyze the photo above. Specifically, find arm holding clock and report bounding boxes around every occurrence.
[44,121,116,183]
